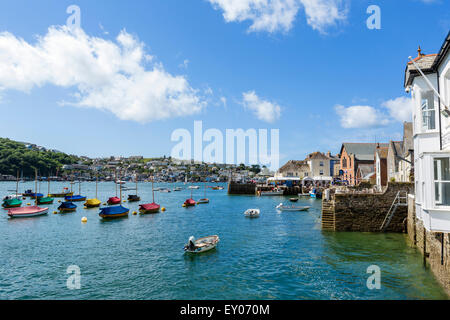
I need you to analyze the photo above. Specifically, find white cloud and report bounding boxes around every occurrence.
[207,0,347,33]
[335,104,389,129]
[0,26,205,123]
[220,96,227,107]
[382,96,413,122]
[242,91,281,123]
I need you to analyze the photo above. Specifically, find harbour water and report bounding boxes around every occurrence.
[0,181,447,300]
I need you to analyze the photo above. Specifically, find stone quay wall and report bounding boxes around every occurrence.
[227,183,256,195]
[407,196,450,295]
[331,182,414,232]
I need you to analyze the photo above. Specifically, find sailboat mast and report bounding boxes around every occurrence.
[152,176,155,203]
[35,168,38,205]
[119,172,122,204]
[96,174,98,199]
[136,174,138,196]
[16,169,19,196]
[48,174,50,196]
[115,170,118,196]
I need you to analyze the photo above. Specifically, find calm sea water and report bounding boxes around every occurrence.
[0,181,447,300]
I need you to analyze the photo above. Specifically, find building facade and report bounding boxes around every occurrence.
[405,33,450,232]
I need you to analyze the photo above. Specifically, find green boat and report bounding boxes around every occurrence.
[37,196,54,205]
[2,198,22,208]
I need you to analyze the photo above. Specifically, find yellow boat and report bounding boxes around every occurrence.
[84,198,101,208]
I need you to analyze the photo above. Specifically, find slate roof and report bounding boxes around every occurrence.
[404,32,450,87]
[278,160,309,173]
[340,143,389,161]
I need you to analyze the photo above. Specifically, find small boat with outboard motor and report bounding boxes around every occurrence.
[184,235,220,254]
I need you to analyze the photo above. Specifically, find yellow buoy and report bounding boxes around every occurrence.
[58,200,61,203]
[123,200,127,203]
[81,217,87,223]
[132,211,137,215]
[182,204,186,207]
[53,211,58,214]
[27,203,31,205]
[84,206,87,209]
[161,207,166,211]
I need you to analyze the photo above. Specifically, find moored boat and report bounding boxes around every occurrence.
[197,183,209,204]
[173,187,182,191]
[58,201,77,212]
[99,205,129,219]
[139,203,160,214]
[184,235,220,254]
[8,206,48,218]
[107,196,121,205]
[127,175,141,202]
[259,188,283,196]
[65,195,86,202]
[85,198,101,208]
[37,196,54,205]
[276,203,310,212]
[2,198,22,208]
[184,198,196,207]
[244,208,260,218]
[49,188,73,198]
[289,198,299,202]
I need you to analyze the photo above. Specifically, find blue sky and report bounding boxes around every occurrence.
[0,0,448,168]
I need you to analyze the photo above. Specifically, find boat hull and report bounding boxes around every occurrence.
[8,206,48,218]
[184,235,219,254]
[139,203,160,214]
[49,192,73,198]
[197,198,209,204]
[85,199,101,208]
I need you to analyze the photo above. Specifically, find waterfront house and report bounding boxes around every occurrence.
[339,143,389,185]
[375,145,389,188]
[405,32,450,232]
[356,164,375,184]
[386,122,414,183]
[276,160,310,179]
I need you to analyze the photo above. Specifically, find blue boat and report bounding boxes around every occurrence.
[58,201,77,212]
[29,193,44,198]
[65,195,86,202]
[99,205,129,219]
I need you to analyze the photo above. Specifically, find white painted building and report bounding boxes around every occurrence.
[405,33,450,232]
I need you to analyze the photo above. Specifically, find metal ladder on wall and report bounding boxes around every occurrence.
[380,191,408,232]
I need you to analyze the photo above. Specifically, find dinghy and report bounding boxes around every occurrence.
[244,208,260,217]
[173,187,183,191]
[184,198,196,207]
[289,198,299,202]
[107,196,121,205]
[8,206,48,218]
[8,169,48,218]
[58,201,77,212]
[49,188,73,198]
[184,235,220,254]
[65,181,86,202]
[276,203,310,212]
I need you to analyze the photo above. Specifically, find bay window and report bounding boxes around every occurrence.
[434,157,450,206]
[422,92,435,130]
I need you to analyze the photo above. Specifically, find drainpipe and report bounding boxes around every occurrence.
[437,69,442,150]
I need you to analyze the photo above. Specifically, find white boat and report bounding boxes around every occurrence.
[184,235,220,253]
[115,180,126,185]
[173,187,183,191]
[276,203,310,212]
[244,208,260,217]
[260,188,283,196]
[3,194,22,200]
[188,186,200,189]
[160,188,171,193]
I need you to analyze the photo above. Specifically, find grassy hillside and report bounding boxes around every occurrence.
[0,138,79,177]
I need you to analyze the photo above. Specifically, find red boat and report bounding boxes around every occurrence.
[139,203,160,214]
[184,198,196,207]
[107,196,121,205]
